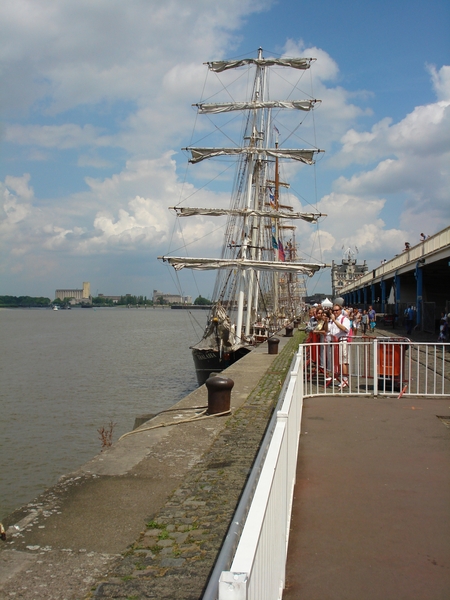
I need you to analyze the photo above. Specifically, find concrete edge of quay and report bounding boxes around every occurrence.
[0,332,302,600]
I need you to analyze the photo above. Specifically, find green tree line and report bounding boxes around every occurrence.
[0,294,212,308]
[194,295,211,305]
[92,295,151,306]
[0,295,51,307]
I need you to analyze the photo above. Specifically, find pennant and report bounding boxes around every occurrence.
[268,188,276,208]
[272,236,278,249]
[278,239,285,261]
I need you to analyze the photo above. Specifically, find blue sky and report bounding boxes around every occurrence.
[1,0,449,299]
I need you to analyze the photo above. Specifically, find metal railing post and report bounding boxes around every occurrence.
[373,338,378,396]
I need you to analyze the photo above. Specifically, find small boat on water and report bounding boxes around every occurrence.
[160,48,327,385]
[52,305,59,311]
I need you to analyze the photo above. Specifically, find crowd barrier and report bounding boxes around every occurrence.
[303,334,450,397]
[207,336,449,600]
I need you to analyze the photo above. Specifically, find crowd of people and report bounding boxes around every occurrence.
[304,300,378,389]
[306,301,377,338]
[303,296,450,390]
[305,301,450,344]
[438,312,449,342]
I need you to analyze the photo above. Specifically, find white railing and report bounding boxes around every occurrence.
[303,336,450,397]
[214,337,449,600]
[218,352,304,600]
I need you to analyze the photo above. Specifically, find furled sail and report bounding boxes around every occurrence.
[185,147,321,164]
[194,100,320,114]
[206,57,314,72]
[169,206,324,223]
[160,48,328,385]
[159,256,327,276]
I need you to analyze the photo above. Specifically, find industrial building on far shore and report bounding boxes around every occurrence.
[153,289,192,304]
[55,282,91,304]
[54,284,192,306]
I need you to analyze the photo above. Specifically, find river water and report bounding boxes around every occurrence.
[0,307,201,520]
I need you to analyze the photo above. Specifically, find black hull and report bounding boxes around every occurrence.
[192,346,251,386]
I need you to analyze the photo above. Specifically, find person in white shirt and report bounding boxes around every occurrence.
[326,305,351,388]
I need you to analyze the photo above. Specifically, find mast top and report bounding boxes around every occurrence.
[205,56,315,73]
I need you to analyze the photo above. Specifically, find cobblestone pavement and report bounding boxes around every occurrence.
[88,333,303,599]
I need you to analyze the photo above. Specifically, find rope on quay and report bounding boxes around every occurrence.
[118,408,231,441]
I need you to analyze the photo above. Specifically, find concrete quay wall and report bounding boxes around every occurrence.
[0,333,302,600]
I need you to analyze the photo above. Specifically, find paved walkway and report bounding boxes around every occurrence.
[283,394,450,600]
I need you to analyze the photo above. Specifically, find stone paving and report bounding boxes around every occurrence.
[89,332,303,599]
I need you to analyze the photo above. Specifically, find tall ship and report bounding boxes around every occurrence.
[160,48,327,385]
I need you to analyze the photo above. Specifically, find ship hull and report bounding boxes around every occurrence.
[192,346,251,386]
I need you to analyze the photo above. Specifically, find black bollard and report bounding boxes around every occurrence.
[205,376,234,414]
[268,337,280,355]
[285,325,293,337]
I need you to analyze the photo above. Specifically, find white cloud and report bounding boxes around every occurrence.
[280,40,372,143]
[76,156,229,255]
[0,2,448,296]
[77,154,112,169]
[428,64,450,101]
[4,173,34,201]
[1,175,37,277]
[0,155,228,273]
[0,0,273,164]
[336,98,450,168]
[5,123,108,149]
[0,0,270,115]
[2,191,32,226]
[296,190,411,272]
[283,39,339,82]
[1,175,36,239]
[327,65,450,243]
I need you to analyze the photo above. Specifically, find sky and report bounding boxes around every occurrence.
[1,0,449,300]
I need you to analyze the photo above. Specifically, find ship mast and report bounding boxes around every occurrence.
[236,47,264,342]
[273,137,280,318]
[160,48,327,345]
[245,48,268,337]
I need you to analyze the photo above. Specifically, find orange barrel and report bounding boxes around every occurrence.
[377,338,410,392]
[378,338,409,377]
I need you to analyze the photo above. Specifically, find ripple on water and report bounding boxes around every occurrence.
[0,307,200,519]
